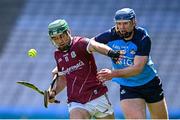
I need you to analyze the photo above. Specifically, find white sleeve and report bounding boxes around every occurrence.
[86,38,93,54]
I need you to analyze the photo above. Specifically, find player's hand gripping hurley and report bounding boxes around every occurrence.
[44,73,59,108]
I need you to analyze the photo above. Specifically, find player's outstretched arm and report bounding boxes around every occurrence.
[111,56,148,78]
[87,39,120,59]
[97,56,148,82]
[87,38,110,55]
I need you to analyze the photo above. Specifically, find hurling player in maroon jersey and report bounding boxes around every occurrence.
[46,19,121,119]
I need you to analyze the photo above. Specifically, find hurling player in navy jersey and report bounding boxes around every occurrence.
[94,8,168,119]
[46,19,123,119]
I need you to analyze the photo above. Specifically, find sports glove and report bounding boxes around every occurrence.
[107,50,123,64]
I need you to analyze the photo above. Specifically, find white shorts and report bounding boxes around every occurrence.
[68,94,114,118]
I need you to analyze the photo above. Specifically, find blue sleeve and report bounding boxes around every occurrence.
[136,36,151,56]
[94,30,112,44]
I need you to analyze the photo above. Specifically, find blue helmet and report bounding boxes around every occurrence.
[114,8,136,22]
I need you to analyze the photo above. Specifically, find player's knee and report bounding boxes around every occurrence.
[123,110,146,119]
[70,108,90,119]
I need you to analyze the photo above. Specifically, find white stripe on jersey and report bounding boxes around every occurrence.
[70,76,77,94]
[78,64,92,94]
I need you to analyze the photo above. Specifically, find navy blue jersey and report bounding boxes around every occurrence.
[95,27,157,86]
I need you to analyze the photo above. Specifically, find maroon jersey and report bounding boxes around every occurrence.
[54,36,107,104]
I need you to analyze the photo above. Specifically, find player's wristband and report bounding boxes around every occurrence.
[107,50,120,58]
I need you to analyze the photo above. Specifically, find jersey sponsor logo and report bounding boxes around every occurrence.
[61,60,85,75]
[112,44,129,50]
[112,44,121,49]
[119,58,133,66]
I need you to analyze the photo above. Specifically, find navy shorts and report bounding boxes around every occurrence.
[120,76,164,103]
